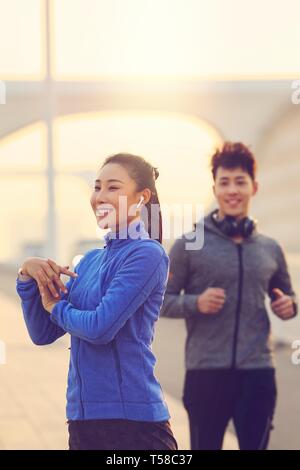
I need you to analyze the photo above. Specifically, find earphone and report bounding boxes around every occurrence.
[136,195,144,209]
[211,209,256,238]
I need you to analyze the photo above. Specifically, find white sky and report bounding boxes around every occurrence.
[0,0,300,79]
[0,112,221,260]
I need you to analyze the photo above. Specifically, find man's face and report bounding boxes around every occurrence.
[213,166,258,219]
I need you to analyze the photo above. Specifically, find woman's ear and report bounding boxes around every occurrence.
[142,188,152,205]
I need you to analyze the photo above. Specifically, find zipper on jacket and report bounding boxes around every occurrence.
[112,339,123,385]
[76,340,84,418]
[231,244,243,369]
[73,242,112,420]
[65,269,84,418]
[112,339,126,417]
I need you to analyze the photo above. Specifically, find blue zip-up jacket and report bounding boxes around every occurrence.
[16,220,171,422]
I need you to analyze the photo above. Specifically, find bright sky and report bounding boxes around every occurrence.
[1,0,299,262]
[0,0,299,79]
[0,113,221,261]
[53,111,221,204]
[0,112,220,205]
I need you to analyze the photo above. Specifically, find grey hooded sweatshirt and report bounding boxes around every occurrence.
[160,211,298,370]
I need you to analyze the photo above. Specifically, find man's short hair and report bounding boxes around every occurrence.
[211,142,257,181]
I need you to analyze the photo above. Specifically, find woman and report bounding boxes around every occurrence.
[16,153,177,450]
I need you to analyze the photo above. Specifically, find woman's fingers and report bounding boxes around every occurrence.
[43,263,62,294]
[36,279,44,296]
[34,258,78,299]
[46,259,70,294]
[37,267,61,298]
[36,269,48,288]
[47,258,78,279]
[60,266,78,278]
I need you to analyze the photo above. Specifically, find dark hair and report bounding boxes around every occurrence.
[211,142,257,181]
[101,153,162,243]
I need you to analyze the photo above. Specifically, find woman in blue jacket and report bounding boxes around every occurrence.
[16,153,177,450]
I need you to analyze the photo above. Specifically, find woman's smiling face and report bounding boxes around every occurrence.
[90,163,144,231]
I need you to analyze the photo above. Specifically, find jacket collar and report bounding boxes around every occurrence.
[104,218,150,247]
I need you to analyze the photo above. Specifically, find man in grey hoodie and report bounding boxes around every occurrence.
[161,142,297,450]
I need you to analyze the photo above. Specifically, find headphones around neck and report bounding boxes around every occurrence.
[211,209,256,238]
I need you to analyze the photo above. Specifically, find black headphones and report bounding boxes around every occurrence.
[211,209,256,238]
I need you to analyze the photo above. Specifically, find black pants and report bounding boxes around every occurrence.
[68,418,178,450]
[183,368,277,450]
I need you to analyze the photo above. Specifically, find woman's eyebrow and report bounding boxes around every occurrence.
[94,179,124,184]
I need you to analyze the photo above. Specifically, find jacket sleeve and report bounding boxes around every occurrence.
[160,237,200,319]
[50,245,168,345]
[16,274,75,345]
[268,244,298,318]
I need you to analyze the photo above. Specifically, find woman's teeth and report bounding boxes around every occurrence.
[96,209,112,217]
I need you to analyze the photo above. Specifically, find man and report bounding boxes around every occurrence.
[161,142,298,450]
